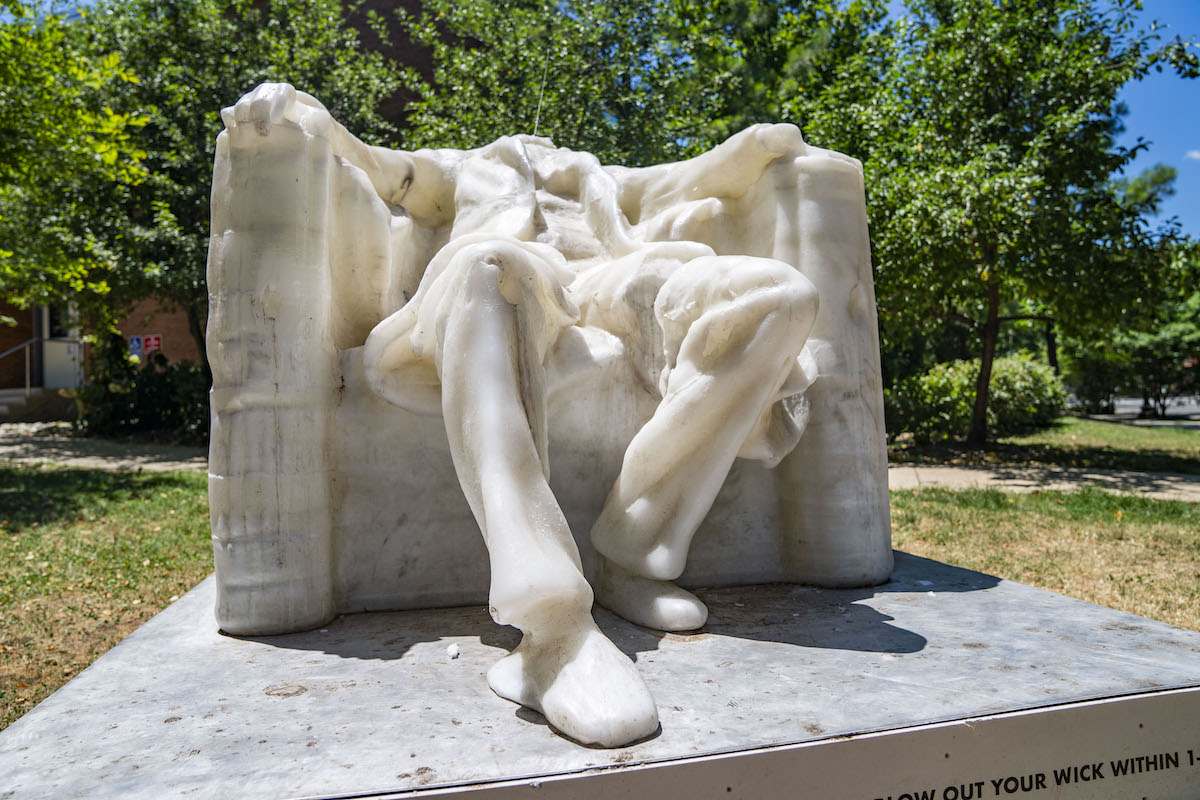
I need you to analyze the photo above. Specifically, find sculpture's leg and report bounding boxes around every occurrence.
[434,248,658,747]
[591,256,818,630]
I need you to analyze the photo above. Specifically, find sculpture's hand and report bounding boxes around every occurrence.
[220,82,424,209]
[221,82,331,137]
[747,123,807,162]
[693,123,807,198]
[618,123,807,224]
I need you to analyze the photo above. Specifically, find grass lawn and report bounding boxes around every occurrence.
[890,415,1200,475]
[0,465,212,731]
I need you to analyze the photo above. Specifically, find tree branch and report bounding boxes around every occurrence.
[997,314,1056,324]
[942,313,980,330]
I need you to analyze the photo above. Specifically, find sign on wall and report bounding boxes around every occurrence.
[128,334,162,358]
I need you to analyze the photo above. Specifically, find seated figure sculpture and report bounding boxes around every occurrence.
[208,83,892,748]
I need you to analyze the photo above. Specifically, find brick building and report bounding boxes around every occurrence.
[0,302,85,391]
[0,299,200,393]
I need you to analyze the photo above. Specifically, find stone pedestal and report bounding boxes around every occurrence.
[2,553,1199,798]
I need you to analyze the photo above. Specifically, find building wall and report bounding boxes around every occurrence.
[114,298,204,365]
[0,303,38,389]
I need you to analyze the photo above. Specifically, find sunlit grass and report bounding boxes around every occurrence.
[891,416,1200,475]
[0,465,212,730]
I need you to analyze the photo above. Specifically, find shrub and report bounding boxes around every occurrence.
[1060,340,1132,414]
[886,353,1067,444]
[76,334,210,445]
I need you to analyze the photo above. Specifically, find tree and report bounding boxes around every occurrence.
[398,0,703,165]
[863,0,1198,443]
[11,0,403,359]
[0,1,147,326]
[397,0,890,167]
[664,0,890,152]
[1120,288,1200,417]
[1061,167,1196,416]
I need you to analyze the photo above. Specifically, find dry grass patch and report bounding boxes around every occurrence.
[0,464,211,730]
[892,487,1200,630]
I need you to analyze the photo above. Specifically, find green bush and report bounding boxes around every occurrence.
[76,334,210,445]
[1060,340,1132,414]
[886,353,1067,444]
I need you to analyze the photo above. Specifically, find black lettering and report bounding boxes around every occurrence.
[945,782,985,800]
[918,791,936,800]
[1035,774,1046,790]
[991,778,1003,794]
[1053,767,1072,786]
[1111,759,1131,777]
[1092,762,1104,780]
[1166,752,1179,770]
[1134,756,1146,772]
[1003,777,1018,793]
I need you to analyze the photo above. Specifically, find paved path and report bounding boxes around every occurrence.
[3,422,1197,502]
[1086,412,1200,432]
[0,422,207,473]
[888,463,1200,503]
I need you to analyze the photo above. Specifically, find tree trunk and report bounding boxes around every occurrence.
[1044,322,1058,375]
[967,282,1000,446]
[186,303,208,369]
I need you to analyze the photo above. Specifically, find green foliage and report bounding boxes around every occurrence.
[1117,290,1200,417]
[3,0,402,354]
[400,0,698,164]
[0,1,148,321]
[1061,339,1133,414]
[398,0,888,165]
[887,354,1067,444]
[659,0,889,149]
[75,337,210,444]
[1061,249,1200,416]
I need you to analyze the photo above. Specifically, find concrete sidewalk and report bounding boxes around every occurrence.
[888,463,1200,503]
[0,422,206,473]
[3,422,1197,502]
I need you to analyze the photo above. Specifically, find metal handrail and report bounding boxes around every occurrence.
[0,337,39,398]
[0,337,39,362]
[1,336,85,398]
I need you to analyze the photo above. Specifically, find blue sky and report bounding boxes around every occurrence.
[1117,1,1200,237]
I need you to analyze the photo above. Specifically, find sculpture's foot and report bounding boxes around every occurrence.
[593,556,708,632]
[486,616,659,747]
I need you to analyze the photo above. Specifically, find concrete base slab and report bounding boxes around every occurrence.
[2,553,1200,798]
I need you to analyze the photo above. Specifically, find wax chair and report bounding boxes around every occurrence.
[206,115,892,636]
